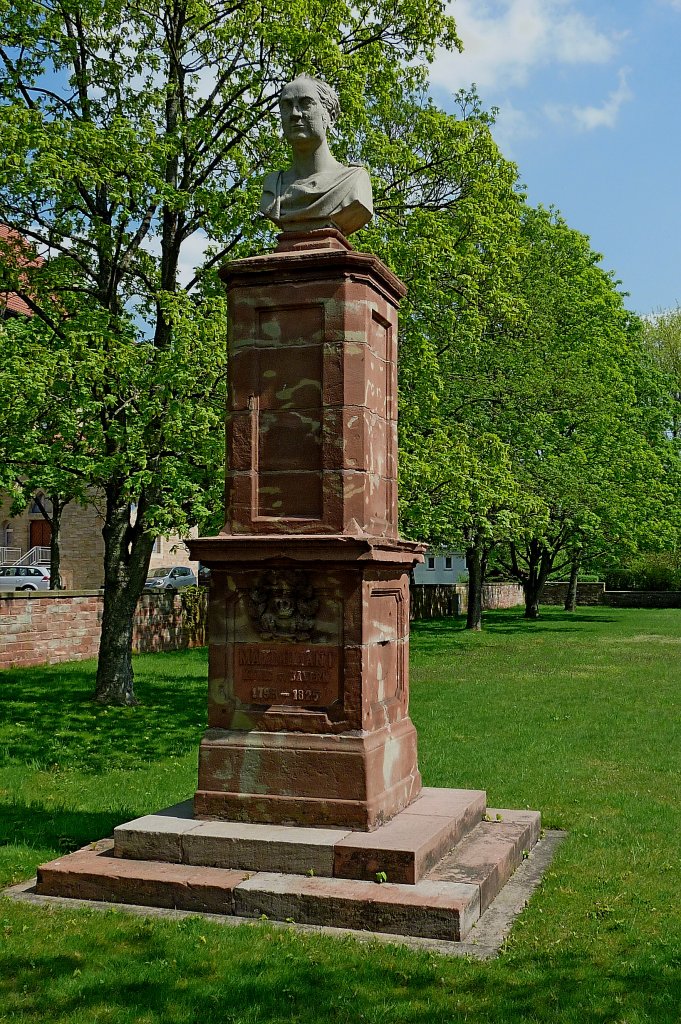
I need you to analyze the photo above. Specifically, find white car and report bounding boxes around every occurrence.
[0,565,51,591]
[143,566,198,591]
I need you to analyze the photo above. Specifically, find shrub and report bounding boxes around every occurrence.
[606,552,681,592]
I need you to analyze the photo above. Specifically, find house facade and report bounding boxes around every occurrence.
[0,491,196,589]
[1,225,197,589]
[412,549,467,586]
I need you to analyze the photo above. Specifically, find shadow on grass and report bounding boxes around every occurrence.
[0,800,131,855]
[412,608,618,639]
[1,934,680,1024]
[0,650,207,772]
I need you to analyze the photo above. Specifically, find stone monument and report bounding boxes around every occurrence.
[190,73,423,831]
[35,77,542,944]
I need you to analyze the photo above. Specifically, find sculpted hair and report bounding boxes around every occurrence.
[284,75,341,125]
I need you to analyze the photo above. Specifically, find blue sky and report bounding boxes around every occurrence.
[428,0,681,316]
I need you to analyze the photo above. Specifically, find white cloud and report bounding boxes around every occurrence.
[491,101,538,155]
[431,0,620,93]
[660,0,681,10]
[571,68,632,130]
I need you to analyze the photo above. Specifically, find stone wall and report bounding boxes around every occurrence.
[541,582,681,608]
[541,582,606,606]
[411,582,524,620]
[0,589,207,670]
[453,582,525,616]
[601,590,681,609]
[410,584,460,621]
[0,591,102,669]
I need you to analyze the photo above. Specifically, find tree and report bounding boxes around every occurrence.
[641,306,681,441]
[0,316,90,589]
[357,91,542,628]
[0,0,461,702]
[491,209,681,617]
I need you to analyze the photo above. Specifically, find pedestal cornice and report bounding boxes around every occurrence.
[189,533,426,568]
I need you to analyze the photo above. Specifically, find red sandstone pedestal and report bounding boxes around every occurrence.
[189,229,424,831]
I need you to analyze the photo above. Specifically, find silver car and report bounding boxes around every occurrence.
[143,565,197,592]
[0,565,51,591]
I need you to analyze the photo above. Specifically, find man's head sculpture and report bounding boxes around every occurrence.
[260,74,373,237]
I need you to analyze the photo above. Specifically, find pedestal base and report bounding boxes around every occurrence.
[195,719,421,831]
[34,788,543,944]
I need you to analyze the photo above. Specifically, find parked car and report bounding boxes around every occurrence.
[0,565,51,591]
[143,566,197,592]
[198,563,211,586]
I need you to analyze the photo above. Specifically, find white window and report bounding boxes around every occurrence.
[427,556,436,570]
[444,556,453,570]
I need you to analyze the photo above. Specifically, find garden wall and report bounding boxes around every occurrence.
[541,582,606,606]
[410,584,460,621]
[541,582,681,608]
[452,582,525,616]
[411,582,525,620]
[0,589,207,670]
[601,590,681,609]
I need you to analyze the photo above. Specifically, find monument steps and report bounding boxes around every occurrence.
[34,793,541,942]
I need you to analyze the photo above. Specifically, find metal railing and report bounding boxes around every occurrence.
[12,546,51,566]
[0,547,21,565]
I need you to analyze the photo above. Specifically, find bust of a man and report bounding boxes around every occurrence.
[260,75,373,237]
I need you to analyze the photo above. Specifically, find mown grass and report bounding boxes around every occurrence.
[1,607,680,1023]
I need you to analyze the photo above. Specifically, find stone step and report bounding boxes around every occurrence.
[36,841,249,914]
[35,844,480,941]
[232,872,480,941]
[34,804,542,941]
[427,809,542,913]
[114,800,350,879]
[333,787,486,884]
[113,787,487,885]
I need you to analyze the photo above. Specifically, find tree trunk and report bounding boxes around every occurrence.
[465,540,488,631]
[564,552,582,612]
[49,494,63,590]
[523,545,553,619]
[522,539,541,618]
[94,487,155,705]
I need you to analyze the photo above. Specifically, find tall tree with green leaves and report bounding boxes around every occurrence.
[358,91,541,627]
[641,306,681,442]
[0,0,461,703]
[491,208,680,617]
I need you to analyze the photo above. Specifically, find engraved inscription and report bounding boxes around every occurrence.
[234,643,341,708]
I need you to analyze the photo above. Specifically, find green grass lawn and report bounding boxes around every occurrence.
[1,607,680,1023]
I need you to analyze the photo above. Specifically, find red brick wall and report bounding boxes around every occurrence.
[0,590,207,670]
[0,592,102,669]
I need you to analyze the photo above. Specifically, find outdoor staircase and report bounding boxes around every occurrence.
[13,545,50,566]
[35,788,541,943]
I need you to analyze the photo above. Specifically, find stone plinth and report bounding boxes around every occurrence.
[190,535,422,830]
[189,230,424,831]
[34,793,543,942]
[219,228,403,537]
